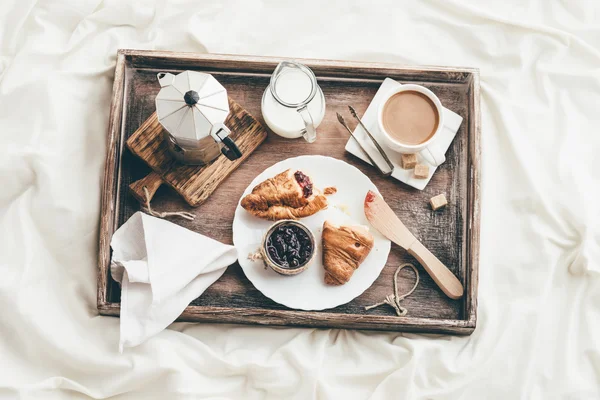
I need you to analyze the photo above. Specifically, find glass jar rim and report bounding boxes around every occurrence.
[269,61,318,108]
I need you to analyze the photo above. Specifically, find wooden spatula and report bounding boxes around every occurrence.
[364,190,464,299]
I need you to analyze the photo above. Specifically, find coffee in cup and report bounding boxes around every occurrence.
[382,91,439,145]
[377,84,447,166]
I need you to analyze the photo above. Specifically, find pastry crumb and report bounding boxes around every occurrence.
[335,204,350,216]
[247,250,263,262]
[324,186,337,195]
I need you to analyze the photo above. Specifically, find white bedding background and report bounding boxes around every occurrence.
[1,0,599,398]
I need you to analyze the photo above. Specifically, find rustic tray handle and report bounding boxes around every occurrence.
[129,171,163,204]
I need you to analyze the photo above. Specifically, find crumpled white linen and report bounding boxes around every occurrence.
[1,0,599,398]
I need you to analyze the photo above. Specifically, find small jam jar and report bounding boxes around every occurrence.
[260,220,316,275]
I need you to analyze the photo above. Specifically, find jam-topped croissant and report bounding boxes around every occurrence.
[322,221,374,285]
[241,169,328,220]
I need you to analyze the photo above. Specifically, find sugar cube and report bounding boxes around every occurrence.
[430,194,448,210]
[414,164,430,179]
[401,153,417,169]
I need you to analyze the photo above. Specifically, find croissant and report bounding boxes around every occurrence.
[241,169,328,220]
[322,221,374,285]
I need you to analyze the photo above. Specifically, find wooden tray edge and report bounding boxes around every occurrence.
[118,49,480,82]
[98,302,475,335]
[97,52,126,309]
[465,69,481,328]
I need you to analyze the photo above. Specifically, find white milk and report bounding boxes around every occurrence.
[262,69,325,138]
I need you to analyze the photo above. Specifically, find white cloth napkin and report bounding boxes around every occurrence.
[110,211,238,352]
[344,78,464,190]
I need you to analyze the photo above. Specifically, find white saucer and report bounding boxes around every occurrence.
[344,78,463,190]
[232,155,391,310]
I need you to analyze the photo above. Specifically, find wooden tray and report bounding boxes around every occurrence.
[98,50,480,335]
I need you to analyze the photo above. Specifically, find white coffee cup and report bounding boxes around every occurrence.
[377,84,446,166]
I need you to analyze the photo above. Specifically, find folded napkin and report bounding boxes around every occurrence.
[345,78,464,190]
[110,211,238,352]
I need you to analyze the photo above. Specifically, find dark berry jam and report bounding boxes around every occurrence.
[294,171,313,198]
[266,223,313,269]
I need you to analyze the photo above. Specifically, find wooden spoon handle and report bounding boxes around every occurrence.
[407,240,464,299]
[129,171,163,205]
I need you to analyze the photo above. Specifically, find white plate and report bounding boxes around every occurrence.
[232,155,391,310]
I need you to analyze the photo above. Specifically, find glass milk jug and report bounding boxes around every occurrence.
[261,61,326,143]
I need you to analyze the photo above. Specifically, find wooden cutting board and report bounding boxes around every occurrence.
[126,98,268,207]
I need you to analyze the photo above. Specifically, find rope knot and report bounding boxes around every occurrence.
[365,263,419,317]
[141,186,196,221]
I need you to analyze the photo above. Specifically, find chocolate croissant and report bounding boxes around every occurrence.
[322,221,374,285]
[241,169,328,220]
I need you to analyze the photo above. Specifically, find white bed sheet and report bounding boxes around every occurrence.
[1,0,599,398]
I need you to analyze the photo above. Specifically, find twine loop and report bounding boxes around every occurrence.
[141,186,196,221]
[365,263,420,317]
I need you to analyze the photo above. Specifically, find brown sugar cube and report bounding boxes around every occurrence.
[400,153,418,169]
[430,194,448,210]
[414,163,430,179]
